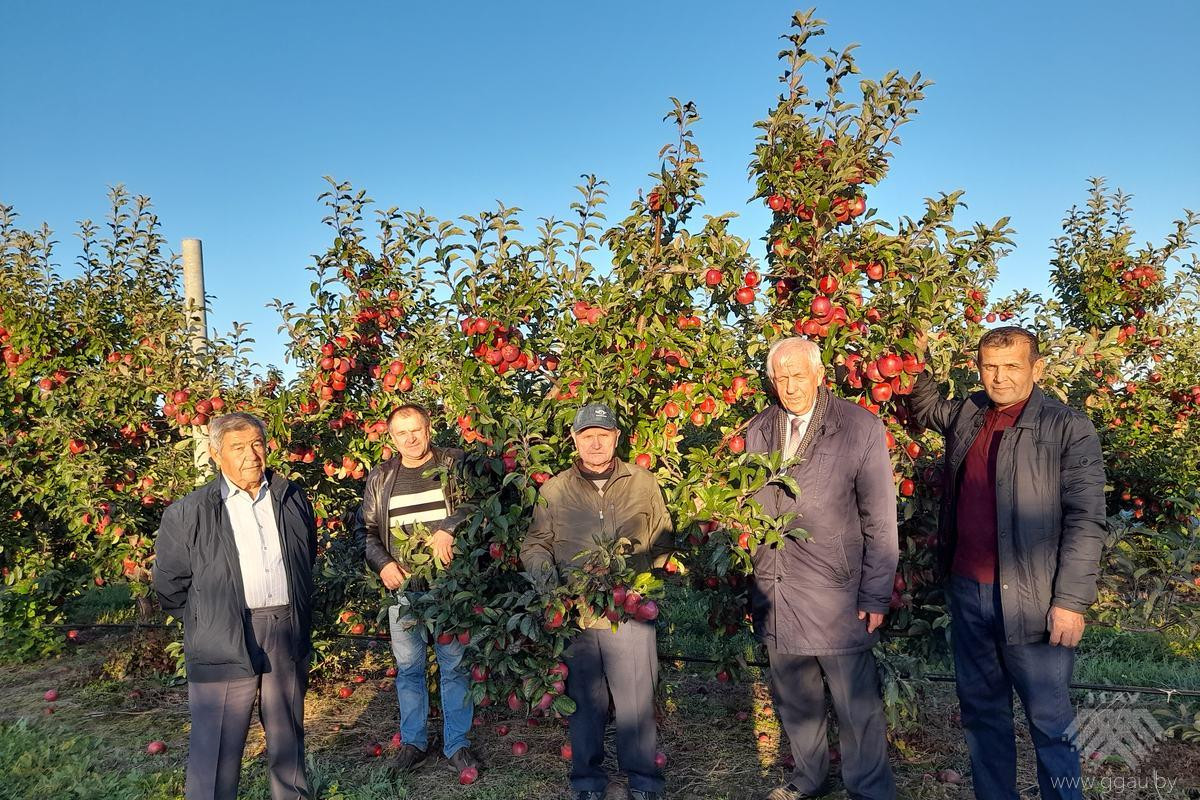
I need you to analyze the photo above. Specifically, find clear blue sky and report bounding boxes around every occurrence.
[3,2,1197,373]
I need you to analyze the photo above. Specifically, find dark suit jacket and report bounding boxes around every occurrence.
[153,469,317,682]
[745,389,900,655]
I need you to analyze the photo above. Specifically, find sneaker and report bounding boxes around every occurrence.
[630,791,664,800]
[393,743,427,772]
[447,746,480,772]
[572,792,605,800]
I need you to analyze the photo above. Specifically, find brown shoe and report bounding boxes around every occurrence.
[394,743,427,772]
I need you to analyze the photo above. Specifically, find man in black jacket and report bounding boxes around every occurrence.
[153,412,317,800]
[745,337,899,800]
[907,326,1106,800]
[352,404,476,777]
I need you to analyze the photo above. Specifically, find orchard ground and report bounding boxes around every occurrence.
[2,584,1199,800]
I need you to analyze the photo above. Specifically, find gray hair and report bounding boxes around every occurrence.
[208,412,268,453]
[765,337,823,380]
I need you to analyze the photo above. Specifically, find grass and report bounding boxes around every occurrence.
[1072,626,1200,691]
[0,718,183,800]
[65,582,140,624]
[659,582,1200,696]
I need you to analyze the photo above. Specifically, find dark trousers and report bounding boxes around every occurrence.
[564,620,663,794]
[949,575,1082,800]
[767,646,895,800]
[186,606,310,800]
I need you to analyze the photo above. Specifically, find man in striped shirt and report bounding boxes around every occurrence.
[354,404,476,777]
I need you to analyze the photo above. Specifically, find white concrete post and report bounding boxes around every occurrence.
[182,239,213,481]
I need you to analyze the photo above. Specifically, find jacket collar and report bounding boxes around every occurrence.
[1013,386,1044,429]
[205,468,287,504]
[772,385,838,449]
[571,458,631,484]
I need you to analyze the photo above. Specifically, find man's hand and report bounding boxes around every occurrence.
[529,563,558,596]
[858,610,885,634]
[429,529,455,567]
[913,328,929,356]
[379,561,409,591]
[1048,606,1085,647]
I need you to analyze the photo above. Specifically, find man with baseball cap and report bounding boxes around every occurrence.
[521,402,674,800]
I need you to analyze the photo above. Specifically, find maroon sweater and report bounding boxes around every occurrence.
[952,397,1029,583]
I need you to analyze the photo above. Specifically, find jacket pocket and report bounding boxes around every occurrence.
[791,536,852,588]
[830,536,852,585]
[618,512,651,549]
[1019,528,1058,610]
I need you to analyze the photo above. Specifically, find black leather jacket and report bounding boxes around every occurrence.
[907,372,1107,644]
[352,447,468,576]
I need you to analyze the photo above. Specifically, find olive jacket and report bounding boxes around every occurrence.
[520,459,674,587]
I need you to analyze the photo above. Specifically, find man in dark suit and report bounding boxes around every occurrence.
[907,326,1106,800]
[154,412,317,800]
[744,337,899,800]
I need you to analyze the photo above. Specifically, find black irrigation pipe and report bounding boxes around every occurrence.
[52,622,1200,700]
[660,653,1200,699]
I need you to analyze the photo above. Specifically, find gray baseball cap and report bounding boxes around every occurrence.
[572,402,619,433]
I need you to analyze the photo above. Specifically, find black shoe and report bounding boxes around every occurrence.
[447,746,480,772]
[572,791,605,800]
[630,791,664,800]
[393,744,427,772]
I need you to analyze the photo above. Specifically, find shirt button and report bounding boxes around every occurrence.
[1002,584,1009,590]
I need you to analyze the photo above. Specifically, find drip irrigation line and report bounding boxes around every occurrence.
[51,622,1200,699]
[659,652,1200,699]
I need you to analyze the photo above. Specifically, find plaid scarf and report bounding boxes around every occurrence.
[774,386,829,462]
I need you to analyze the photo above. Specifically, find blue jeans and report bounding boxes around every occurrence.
[387,594,473,757]
[949,575,1082,800]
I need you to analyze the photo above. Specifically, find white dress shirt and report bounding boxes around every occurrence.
[221,475,290,608]
[783,406,816,459]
